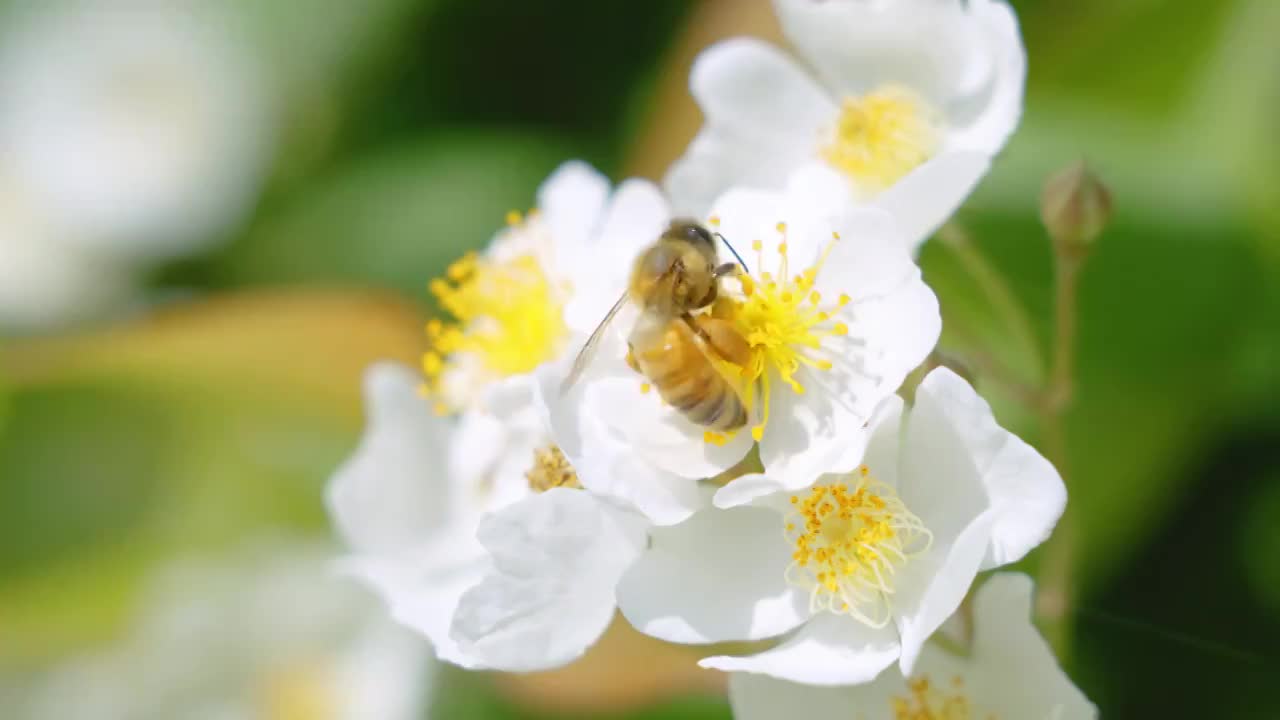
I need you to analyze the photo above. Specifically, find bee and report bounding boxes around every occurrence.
[561,219,752,431]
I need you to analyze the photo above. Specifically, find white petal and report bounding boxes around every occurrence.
[757,210,937,484]
[772,0,991,102]
[448,489,646,672]
[943,0,1027,154]
[757,363,871,490]
[588,374,753,480]
[729,668,907,720]
[857,395,906,488]
[966,573,1098,719]
[536,361,704,525]
[326,362,450,553]
[337,531,487,669]
[913,367,1066,569]
[690,37,834,141]
[563,179,670,335]
[892,513,994,676]
[617,506,807,643]
[663,38,835,217]
[334,617,433,720]
[536,160,610,261]
[875,151,991,254]
[701,613,900,686]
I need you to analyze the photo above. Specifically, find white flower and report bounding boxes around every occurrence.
[329,162,677,668]
[666,0,1026,251]
[615,367,1066,686]
[447,487,648,671]
[329,362,653,672]
[0,173,128,329]
[327,363,501,668]
[0,0,271,258]
[420,160,671,416]
[727,573,1097,720]
[562,169,939,500]
[13,544,429,720]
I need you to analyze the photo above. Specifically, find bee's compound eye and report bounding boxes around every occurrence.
[669,220,713,247]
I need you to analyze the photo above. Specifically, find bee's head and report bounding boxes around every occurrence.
[663,219,716,259]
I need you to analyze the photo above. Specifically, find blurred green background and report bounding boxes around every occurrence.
[2,0,1278,718]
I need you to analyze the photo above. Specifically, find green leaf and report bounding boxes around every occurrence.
[212,133,576,296]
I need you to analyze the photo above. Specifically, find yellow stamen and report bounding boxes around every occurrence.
[714,223,854,442]
[422,250,567,414]
[890,675,979,720]
[525,445,581,492]
[820,85,940,193]
[784,467,932,627]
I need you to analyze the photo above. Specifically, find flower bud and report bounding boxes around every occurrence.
[1040,161,1112,254]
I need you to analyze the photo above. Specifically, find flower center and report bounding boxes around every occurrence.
[891,676,990,720]
[421,217,568,413]
[784,466,932,627]
[819,85,940,193]
[706,220,851,445]
[260,662,336,720]
[526,445,581,492]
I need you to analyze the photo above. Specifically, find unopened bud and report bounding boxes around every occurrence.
[1040,161,1112,254]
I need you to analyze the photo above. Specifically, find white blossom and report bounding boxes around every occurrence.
[728,574,1097,720]
[615,367,1066,686]
[666,0,1026,251]
[12,544,429,720]
[0,0,272,258]
[560,169,939,499]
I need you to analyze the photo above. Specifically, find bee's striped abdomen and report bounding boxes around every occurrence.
[633,319,747,432]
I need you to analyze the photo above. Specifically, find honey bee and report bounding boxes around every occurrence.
[561,219,752,431]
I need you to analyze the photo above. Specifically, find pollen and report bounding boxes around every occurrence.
[819,85,940,194]
[421,250,567,413]
[716,221,854,444]
[525,445,582,492]
[261,661,337,720]
[890,675,984,720]
[783,467,932,627]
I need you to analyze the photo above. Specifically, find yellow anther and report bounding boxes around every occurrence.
[505,210,523,226]
[421,246,567,414]
[820,85,940,193]
[783,472,931,627]
[525,445,581,492]
[709,215,721,227]
[775,221,787,233]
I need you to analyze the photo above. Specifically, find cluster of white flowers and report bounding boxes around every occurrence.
[329,0,1097,716]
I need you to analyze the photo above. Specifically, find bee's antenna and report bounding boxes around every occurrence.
[715,232,749,273]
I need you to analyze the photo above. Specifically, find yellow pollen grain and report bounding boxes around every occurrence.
[640,382,652,394]
[709,215,721,227]
[819,85,940,193]
[525,445,581,492]
[505,210,523,226]
[782,472,932,627]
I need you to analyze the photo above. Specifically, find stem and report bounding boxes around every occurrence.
[938,224,1045,378]
[1035,253,1083,663]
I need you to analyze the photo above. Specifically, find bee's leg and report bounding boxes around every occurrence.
[682,312,752,367]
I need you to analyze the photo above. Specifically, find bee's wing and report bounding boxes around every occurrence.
[559,290,631,395]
